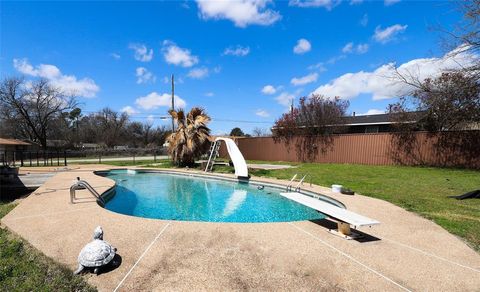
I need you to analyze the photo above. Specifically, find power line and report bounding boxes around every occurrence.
[79,110,274,124]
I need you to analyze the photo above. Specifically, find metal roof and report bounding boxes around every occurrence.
[0,138,31,146]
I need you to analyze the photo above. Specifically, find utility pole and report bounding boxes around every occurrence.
[171,74,175,132]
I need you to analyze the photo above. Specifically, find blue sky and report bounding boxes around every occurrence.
[0,0,466,134]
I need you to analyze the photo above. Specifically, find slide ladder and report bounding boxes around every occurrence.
[205,141,221,172]
[205,137,248,178]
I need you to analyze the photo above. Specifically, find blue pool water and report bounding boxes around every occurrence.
[102,170,326,223]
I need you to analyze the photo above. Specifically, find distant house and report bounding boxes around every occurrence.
[76,143,100,150]
[0,138,31,166]
[114,145,129,151]
[340,113,409,134]
[271,112,421,135]
[342,111,480,133]
[0,138,31,152]
[46,139,68,149]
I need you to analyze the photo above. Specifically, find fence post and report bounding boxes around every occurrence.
[57,151,60,166]
[13,151,16,166]
[29,152,32,167]
[64,151,67,166]
[99,152,102,164]
[20,151,24,167]
[36,151,39,166]
[50,153,53,166]
[133,152,135,164]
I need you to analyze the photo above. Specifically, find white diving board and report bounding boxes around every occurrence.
[280,192,380,239]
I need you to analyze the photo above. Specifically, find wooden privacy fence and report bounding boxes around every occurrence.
[219,132,480,169]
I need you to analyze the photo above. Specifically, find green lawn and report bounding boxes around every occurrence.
[0,201,96,291]
[244,162,480,251]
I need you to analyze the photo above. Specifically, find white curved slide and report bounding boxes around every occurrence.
[215,137,249,178]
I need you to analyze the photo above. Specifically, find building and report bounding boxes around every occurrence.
[342,113,399,134]
[0,138,31,166]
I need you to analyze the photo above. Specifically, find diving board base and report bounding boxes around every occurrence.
[328,222,364,240]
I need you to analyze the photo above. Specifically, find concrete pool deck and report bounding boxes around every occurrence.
[1,165,480,291]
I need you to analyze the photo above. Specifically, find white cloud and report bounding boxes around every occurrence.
[135,67,156,84]
[135,92,187,110]
[358,109,385,116]
[261,85,277,95]
[196,0,281,28]
[187,67,209,79]
[205,92,214,97]
[162,40,199,67]
[121,106,139,115]
[293,38,312,54]
[110,53,121,60]
[350,0,363,5]
[255,109,270,117]
[128,43,153,62]
[275,92,296,107]
[384,0,400,6]
[360,13,368,26]
[13,58,99,98]
[308,62,327,72]
[289,0,340,10]
[312,46,478,100]
[223,45,250,56]
[327,54,346,64]
[373,24,407,44]
[291,72,318,86]
[213,66,222,73]
[342,42,354,53]
[343,42,369,54]
[356,43,369,54]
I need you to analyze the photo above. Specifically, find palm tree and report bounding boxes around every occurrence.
[167,107,211,166]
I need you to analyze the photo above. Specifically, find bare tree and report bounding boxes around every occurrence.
[0,77,77,149]
[273,94,349,161]
[389,72,480,168]
[96,108,129,148]
[252,127,271,137]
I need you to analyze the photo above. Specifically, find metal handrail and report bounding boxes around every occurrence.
[294,174,312,192]
[286,174,298,191]
[70,179,105,206]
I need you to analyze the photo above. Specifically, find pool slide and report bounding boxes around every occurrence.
[215,137,249,178]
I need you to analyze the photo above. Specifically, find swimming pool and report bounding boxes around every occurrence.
[100,170,335,223]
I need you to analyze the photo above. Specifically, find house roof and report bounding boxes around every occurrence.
[343,111,422,126]
[0,138,31,146]
[343,113,392,126]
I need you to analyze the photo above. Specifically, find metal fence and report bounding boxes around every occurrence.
[1,147,169,167]
[1,150,67,167]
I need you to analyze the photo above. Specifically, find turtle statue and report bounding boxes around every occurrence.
[74,226,117,275]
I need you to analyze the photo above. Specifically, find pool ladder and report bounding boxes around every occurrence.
[286,174,312,192]
[70,177,105,206]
